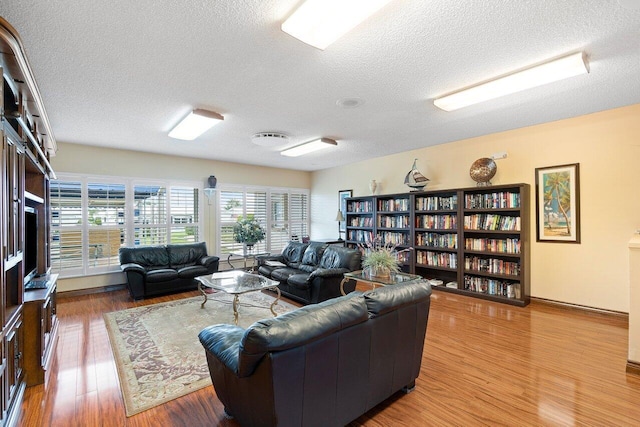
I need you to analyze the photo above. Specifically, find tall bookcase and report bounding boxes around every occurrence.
[345,183,530,306]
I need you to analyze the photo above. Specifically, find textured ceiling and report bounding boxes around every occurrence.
[2,0,639,171]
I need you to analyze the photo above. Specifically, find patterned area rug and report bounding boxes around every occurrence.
[104,291,295,416]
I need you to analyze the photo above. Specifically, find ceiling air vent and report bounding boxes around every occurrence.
[251,132,289,147]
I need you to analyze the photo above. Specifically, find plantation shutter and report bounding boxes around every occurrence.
[270,191,290,253]
[219,190,244,255]
[246,190,268,253]
[134,185,167,245]
[170,186,199,243]
[87,182,126,271]
[50,180,83,275]
[290,192,309,242]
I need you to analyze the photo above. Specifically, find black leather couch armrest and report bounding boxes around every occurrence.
[199,324,245,376]
[257,255,285,266]
[120,263,145,274]
[309,267,349,279]
[200,255,220,268]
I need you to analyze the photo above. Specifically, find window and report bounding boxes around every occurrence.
[218,185,309,257]
[50,175,201,278]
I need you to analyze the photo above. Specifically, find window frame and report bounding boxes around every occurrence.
[50,173,203,278]
[216,184,310,258]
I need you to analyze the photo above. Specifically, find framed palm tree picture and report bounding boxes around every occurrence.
[535,163,580,243]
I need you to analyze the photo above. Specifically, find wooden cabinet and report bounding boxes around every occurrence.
[1,17,58,426]
[345,184,530,306]
[23,274,58,386]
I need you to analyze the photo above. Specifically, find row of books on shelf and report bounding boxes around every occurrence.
[349,217,373,227]
[465,191,521,209]
[415,195,457,211]
[347,201,373,213]
[377,215,410,228]
[416,214,457,230]
[377,198,410,212]
[464,237,521,254]
[463,214,521,231]
[463,276,522,298]
[416,232,457,249]
[416,250,457,268]
[347,230,374,242]
[397,251,411,264]
[464,256,521,276]
[378,232,410,246]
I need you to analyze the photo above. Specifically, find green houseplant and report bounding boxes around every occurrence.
[361,240,401,278]
[233,215,265,252]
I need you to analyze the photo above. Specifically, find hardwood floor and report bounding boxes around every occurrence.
[18,288,640,426]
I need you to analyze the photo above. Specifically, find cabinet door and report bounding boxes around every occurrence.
[3,133,24,262]
[4,314,23,407]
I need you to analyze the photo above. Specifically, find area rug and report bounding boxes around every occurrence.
[103,291,295,416]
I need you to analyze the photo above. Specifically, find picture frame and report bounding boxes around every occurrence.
[338,189,352,233]
[535,163,580,243]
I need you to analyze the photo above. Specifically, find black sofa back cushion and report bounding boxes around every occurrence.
[319,246,361,271]
[364,279,432,317]
[237,293,368,377]
[282,241,309,266]
[298,242,327,272]
[168,242,208,269]
[119,245,169,269]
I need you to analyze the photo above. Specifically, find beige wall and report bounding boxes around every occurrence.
[311,103,640,313]
[52,143,311,292]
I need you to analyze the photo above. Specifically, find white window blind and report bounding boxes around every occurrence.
[134,184,167,245]
[170,186,199,243]
[50,180,83,275]
[217,186,309,256]
[87,182,126,271]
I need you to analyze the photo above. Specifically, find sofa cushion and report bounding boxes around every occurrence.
[177,265,209,279]
[119,245,169,268]
[237,293,368,377]
[169,242,208,269]
[145,269,180,283]
[364,279,432,317]
[318,246,361,270]
[271,267,302,282]
[287,273,311,289]
[282,241,309,266]
[298,242,327,272]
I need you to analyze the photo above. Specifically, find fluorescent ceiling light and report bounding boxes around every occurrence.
[281,138,337,157]
[281,0,393,50]
[433,52,589,112]
[168,109,224,140]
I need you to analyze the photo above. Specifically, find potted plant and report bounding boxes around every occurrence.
[233,215,265,253]
[361,240,402,278]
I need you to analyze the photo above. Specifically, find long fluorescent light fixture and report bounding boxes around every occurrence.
[433,52,589,112]
[168,109,224,140]
[281,138,337,157]
[281,0,393,50]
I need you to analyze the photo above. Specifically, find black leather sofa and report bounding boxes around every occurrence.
[257,241,361,305]
[198,279,432,427]
[119,242,219,300]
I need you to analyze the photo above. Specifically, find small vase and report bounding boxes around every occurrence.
[369,179,377,194]
[244,243,254,254]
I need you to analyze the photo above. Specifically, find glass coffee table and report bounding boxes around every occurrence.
[196,270,281,325]
[340,270,423,295]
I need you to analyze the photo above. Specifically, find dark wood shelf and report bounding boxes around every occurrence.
[345,183,530,306]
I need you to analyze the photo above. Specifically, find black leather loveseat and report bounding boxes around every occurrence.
[119,242,219,300]
[257,241,361,305]
[199,279,432,426]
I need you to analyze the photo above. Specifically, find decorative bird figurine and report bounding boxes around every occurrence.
[404,159,429,191]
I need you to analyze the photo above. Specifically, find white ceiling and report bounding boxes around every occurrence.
[2,1,640,171]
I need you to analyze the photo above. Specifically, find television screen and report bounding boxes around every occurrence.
[24,207,38,279]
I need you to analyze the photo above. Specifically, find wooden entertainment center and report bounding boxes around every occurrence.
[1,18,58,425]
[345,183,530,306]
